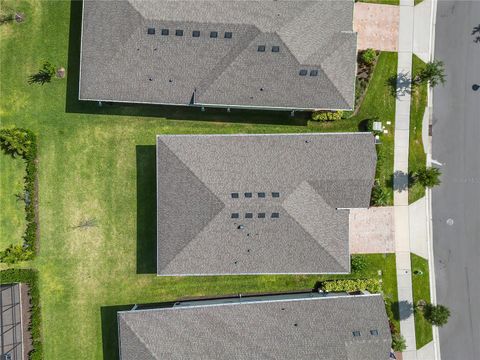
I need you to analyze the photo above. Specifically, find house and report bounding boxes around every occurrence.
[156,133,377,275]
[79,0,357,110]
[117,292,392,359]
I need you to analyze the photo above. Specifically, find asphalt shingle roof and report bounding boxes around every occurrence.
[117,293,392,360]
[80,0,357,110]
[156,133,376,275]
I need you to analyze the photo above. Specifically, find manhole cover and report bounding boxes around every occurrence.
[446,218,454,226]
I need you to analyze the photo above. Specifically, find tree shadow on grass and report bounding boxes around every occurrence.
[65,0,309,126]
[136,145,156,274]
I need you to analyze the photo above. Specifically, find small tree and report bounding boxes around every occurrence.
[423,304,450,327]
[391,333,407,352]
[414,60,446,87]
[414,167,441,188]
[0,128,32,157]
[361,48,377,66]
[28,61,56,84]
[0,244,34,264]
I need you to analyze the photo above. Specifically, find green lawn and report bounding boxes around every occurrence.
[0,1,398,358]
[408,55,428,204]
[411,253,433,349]
[0,153,26,249]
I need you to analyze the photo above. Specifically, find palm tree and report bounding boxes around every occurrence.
[414,60,446,88]
[414,167,441,188]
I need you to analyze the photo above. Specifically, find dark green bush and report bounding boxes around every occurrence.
[0,269,43,359]
[351,255,368,273]
[0,244,34,263]
[361,48,377,66]
[423,303,450,327]
[0,128,38,261]
[371,183,389,207]
[392,332,407,351]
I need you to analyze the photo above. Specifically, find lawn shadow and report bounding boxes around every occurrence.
[136,145,156,274]
[386,72,412,99]
[65,0,309,126]
[392,300,414,321]
[101,305,132,360]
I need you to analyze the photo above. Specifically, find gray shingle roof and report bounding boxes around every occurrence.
[117,293,391,360]
[156,133,376,275]
[79,0,357,110]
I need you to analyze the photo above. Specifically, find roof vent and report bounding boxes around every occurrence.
[299,69,308,76]
[175,29,184,36]
[370,329,379,336]
[257,45,266,52]
[272,46,280,53]
[231,213,239,219]
[161,29,169,36]
[245,213,253,219]
[258,192,266,198]
[224,32,232,39]
[271,212,279,218]
[192,30,200,37]
[272,192,280,198]
[231,193,239,199]
[310,69,319,76]
[244,192,252,198]
[352,331,361,337]
[147,28,155,35]
[210,31,218,38]
[258,213,266,218]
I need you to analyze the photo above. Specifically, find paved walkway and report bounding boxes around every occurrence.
[353,3,399,51]
[393,0,417,359]
[349,207,395,254]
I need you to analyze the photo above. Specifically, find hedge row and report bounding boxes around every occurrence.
[320,278,381,294]
[0,128,38,263]
[0,269,43,359]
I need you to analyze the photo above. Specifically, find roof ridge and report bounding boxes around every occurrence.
[121,316,158,359]
[196,26,261,96]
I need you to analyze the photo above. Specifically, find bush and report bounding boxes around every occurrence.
[311,111,343,121]
[423,303,450,327]
[0,128,38,262]
[351,255,368,273]
[392,332,407,352]
[0,244,34,264]
[371,183,389,207]
[321,278,381,293]
[414,167,441,188]
[28,61,57,85]
[0,269,43,359]
[361,48,377,66]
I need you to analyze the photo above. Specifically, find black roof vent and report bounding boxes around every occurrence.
[257,45,266,52]
[370,329,379,336]
[258,192,266,198]
[271,212,279,218]
[224,32,232,39]
[231,193,239,199]
[210,31,218,38]
[272,192,280,198]
[245,213,253,219]
[272,46,280,52]
[258,213,266,218]
[310,69,319,76]
[161,29,169,36]
[231,213,239,219]
[299,69,308,76]
[352,331,361,337]
[175,29,183,36]
[192,30,200,37]
[147,28,155,35]
[244,192,252,198]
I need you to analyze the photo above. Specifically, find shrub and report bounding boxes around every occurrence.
[413,60,446,88]
[361,48,377,66]
[351,255,368,273]
[371,183,389,207]
[321,278,381,293]
[392,332,407,352]
[423,303,450,327]
[28,61,57,85]
[414,167,441,188]
[311,111,343,121]
[0,128,38,262]
[0,244,34,264]
[0,269,43,359]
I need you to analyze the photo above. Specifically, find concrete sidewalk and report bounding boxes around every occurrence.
[393,0,417,359]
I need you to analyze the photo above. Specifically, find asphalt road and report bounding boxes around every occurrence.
[432,1,480,359]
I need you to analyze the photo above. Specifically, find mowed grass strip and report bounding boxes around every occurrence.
[411,253,433,349]
[0,153,26,249]
[409,55,428,204]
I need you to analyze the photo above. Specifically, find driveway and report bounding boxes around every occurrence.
[354,3,399,51]
[349,207,395,254]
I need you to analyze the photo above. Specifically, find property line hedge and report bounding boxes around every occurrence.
[0,128,38,262]
[0,269,43,359]
[320,278,381,293]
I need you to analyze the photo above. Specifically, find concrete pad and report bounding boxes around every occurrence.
[409,197,429,259]
[349,207,395,254]
[416,341,435,360]
[398,6,415,52]
[353,3,399,51]
[413,0,432,63]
